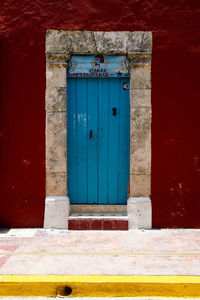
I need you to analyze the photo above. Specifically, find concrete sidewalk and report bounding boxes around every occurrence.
[0,228,200,276]
[0,229,200,297]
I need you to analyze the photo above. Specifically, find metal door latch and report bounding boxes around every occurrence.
[112,108,117,116]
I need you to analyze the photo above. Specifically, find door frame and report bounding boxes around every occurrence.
[44,30,152,229]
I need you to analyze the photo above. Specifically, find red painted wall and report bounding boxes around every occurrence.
[0,0,200,227]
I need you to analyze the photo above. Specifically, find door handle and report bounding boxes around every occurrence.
[90,130,93,138]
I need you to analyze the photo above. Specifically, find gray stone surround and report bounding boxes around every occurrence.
[44,30,152,229]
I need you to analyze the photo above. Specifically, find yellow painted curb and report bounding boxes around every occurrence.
[0,275,200,297]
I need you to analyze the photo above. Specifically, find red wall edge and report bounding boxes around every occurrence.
[0,0,200,227]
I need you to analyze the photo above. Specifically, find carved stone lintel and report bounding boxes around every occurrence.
[46,52,70,68]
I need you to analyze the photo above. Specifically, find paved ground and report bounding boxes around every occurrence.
[0,228,200,275]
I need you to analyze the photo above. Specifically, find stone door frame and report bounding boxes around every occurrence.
[44,30,152,229]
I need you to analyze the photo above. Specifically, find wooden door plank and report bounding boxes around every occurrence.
[67,78,78,203]
[98,79,109,204]
[118,78,130,204]
[87,79,98,204]
[76,79,88,203]
[107,79,120,204]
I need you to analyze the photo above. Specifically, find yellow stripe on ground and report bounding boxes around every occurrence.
[0,275,200,297]
[1,251,200,256]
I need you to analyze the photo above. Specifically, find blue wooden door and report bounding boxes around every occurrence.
[67,54,130,205]
[67,77,130,204]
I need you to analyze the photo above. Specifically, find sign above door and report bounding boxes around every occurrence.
[68,55,130,78]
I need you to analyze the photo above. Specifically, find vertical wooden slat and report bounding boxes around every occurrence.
[118,78,130,204]
[76,79,88,203]
[87,79,98,203]
[107,79,120,204]
[98,79,109,204]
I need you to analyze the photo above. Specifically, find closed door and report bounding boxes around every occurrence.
[67,77,129,204]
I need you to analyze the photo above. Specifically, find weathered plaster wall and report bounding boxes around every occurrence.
[0,0,200,227]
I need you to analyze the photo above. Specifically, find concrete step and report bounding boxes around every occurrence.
[70,204,127,214]
[68,213,128,230]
